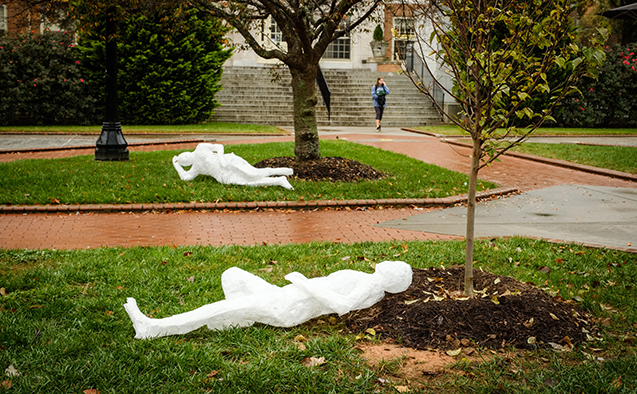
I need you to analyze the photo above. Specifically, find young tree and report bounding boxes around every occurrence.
[400,0,607,296]
[192,0,383,161]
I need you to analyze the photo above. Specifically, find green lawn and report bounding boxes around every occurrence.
[413,125,637,137]
[1,238,635,393]
[0,122,285,135]
[0,140,496,206]
[511,143,637,174]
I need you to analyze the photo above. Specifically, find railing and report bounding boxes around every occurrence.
[404,48,445,112]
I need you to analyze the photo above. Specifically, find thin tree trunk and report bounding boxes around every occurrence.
[464,138,482,297]
[290,66,321,162]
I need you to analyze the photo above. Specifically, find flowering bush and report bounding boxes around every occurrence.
[0,31,98,126]
[553,44,637,128]
[77,9,232,125]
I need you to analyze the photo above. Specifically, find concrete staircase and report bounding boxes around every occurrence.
[210,67,442,127]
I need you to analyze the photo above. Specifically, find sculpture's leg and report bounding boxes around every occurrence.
[124,297,258,339]
[246,177,294,190]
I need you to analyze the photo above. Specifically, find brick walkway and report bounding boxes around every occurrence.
[0,132,634,250]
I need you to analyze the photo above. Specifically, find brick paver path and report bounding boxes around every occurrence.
[1,133,634,250]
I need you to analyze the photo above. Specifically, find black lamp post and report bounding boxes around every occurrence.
[95,6,129,161]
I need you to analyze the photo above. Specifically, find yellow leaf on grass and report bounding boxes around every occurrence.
[446,349,462,357]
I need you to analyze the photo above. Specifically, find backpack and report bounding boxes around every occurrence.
[376,87,386,107]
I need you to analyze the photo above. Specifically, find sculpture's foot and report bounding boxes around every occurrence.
[123,298,160,339]
[277,177,294,190]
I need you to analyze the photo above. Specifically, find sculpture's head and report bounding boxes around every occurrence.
[177,151,195,167]
[374,261,412,293]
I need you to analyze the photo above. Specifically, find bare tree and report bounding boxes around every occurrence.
[399,0,607,296]
[192,0,383,161]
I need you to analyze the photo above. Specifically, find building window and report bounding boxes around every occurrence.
[269,18,282,44]
[393,17,415,61]
[324,37,350,59]
[0,5,8,34]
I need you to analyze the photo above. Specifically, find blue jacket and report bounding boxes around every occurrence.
[372,85,390,108]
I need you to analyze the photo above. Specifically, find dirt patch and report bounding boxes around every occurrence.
[342,267,598,351]
[356,343,464,380]
[253,156,385,182]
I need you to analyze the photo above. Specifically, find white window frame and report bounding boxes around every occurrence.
[393,17,415,61]
[324,36,351,60]
[0,5,8,33]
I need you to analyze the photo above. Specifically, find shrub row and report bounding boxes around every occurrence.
[0,31,98,126]
[0,9,231,126]
[553,44,637,128]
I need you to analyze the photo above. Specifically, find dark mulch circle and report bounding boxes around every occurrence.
[341,267,599,351]
[253,156,385,182]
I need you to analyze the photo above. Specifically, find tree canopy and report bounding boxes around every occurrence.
[192,0,384,161]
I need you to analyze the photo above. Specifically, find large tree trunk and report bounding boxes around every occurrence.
[290,66,321,162]
[464,138,482,297]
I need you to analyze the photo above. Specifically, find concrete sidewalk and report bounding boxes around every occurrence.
[0,127,635,252]
[378,184,637,251]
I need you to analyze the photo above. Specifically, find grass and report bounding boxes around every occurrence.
[1,238,636,393]
[510,143,637,174]
[413,125,637,136]
[0,139,497,205]
[0,122,285,135]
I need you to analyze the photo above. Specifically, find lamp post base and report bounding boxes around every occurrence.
[95,122,129,161]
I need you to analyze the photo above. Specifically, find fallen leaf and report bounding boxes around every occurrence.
[365,328,376,336]
[550,313,560,321]
[463,347,476,356]
[446,348,462,357]
[186,276,195,283]
[523,318,534,328]
[4,365,19,377]
[527,337,537,344]
[83,390,101,394]
[1,381,11,390]
[395,386,410,392]
[0,288,5,296]
[491,296,500,305]
[183,252,193,257]
[404,299,420,305]
[539,266,551,274]
[207,370,220,378]
[494,278,501,284]
[562,336,573,348]
[302,356,326,367]
[294,335,307,342]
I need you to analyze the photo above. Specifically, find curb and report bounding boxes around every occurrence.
[0,187,518,214]
[440,139,637,183]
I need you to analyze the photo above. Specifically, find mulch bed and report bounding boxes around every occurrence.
[254,156,385,182]
[341,267,599,351]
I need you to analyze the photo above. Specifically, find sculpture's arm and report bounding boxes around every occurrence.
[173,156,197,181]
[284,272,374,315]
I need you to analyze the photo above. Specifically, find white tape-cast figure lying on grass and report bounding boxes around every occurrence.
[124,261,412,339]
[172,143,294,189]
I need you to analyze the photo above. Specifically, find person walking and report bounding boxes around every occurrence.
[372,77,390,131]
